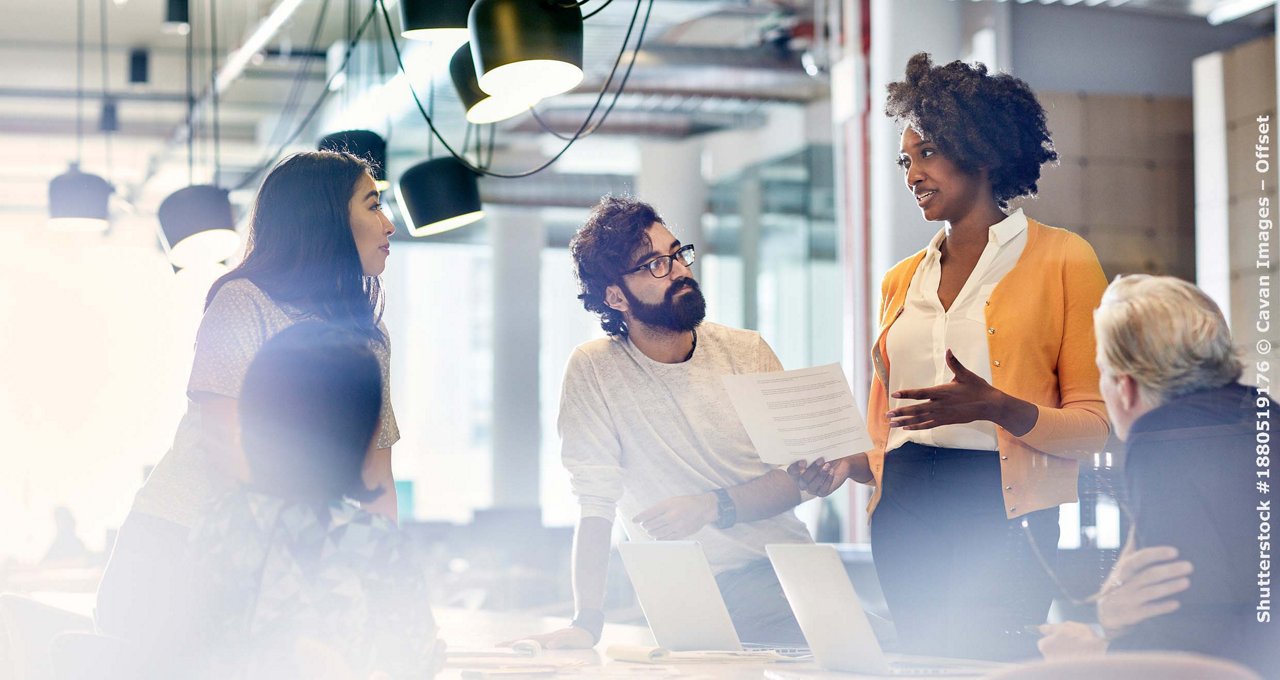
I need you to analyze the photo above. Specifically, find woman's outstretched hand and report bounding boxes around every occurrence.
[888,349,1038,436]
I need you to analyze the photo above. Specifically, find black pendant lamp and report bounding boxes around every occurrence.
[318,130,390,191]
[128,48,149,88]
[163,0,190,35]
[395,157,484,237]
[159,185,239,269]
[450,42,536,124]
[158,0,237,269]
[469,0,584,101]
[49,0,111,232]
[399,0,472,46]
[49,164,113,231]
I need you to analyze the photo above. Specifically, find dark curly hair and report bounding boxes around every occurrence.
[571,195,665,337]
[885,53,1057,209]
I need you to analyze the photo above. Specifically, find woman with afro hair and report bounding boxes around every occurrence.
[792,53,1111,660]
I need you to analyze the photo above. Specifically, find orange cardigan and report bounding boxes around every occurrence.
[865,219,1111,520]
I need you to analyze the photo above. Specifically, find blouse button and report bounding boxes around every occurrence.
[1000,455,1008,461]
[1009,506,1017,513]
[993,360,1002,367]
[988,327,996,335]
[1005,485,1013,491]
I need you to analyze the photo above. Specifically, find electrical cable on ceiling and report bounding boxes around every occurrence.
[210,0,222,186]
[231,2,379,191]
[375,0,655,178]
[530,0,648,141]
[371,3,394,142]
[185,5,194,185]
[265,0,331,151]
[581,0,616,21]
[76,0,85,164]
[99,0,114,181]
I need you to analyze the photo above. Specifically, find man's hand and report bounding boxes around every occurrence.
[1036,622,1108,660]
[633,493,717,540]
[500,626,595,650]
[888,350,1036,435]
[787,454,873,496]
[1096,545,1192,638]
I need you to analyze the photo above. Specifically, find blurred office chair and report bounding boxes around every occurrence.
[0,594,92,680]
[987,652,1262,680]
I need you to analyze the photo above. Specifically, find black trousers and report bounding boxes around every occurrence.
[715,558,807,646]
[871,443,1059,661]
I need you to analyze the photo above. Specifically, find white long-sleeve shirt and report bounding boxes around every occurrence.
[885,209,1028,453]
[558,322,812,575]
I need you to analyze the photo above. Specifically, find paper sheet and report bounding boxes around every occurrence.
[721,363,872,466]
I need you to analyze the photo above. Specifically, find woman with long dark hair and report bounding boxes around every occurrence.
[95,150,400,651]
[794,54,1111,660]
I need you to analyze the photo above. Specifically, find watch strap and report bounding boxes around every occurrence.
[713,487,736,529]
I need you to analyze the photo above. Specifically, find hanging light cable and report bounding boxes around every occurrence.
[49,0,113,232]
[159,0,238,270]
[375,0,653,178]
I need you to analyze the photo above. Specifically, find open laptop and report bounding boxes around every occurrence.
[617,541,807,654]
[766,544,1002,676]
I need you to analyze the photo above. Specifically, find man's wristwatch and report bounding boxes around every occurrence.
[712,487,736,529]
[570,608,604,644]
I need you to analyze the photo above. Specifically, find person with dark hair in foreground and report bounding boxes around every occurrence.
[186,322,440,679]
[793,54,1110,660]
[514,195,813,649]
[1038,276,1278,678]
[96,150,402,652]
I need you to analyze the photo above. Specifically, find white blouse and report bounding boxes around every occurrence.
[884,209,1028,453]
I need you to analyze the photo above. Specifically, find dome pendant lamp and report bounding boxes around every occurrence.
[395,157,485,237]
[158,0,238,269]
[450,42,538,124]
[399,0,472,47]
[469,0,584,101]
[318,130,390,191]
[158,185,239,269]
[49,0,112,232]
[49,164,112,232]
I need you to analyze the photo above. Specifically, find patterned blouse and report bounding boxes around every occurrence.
[187,489,441,679]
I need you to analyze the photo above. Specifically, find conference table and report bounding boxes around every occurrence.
[434,608,1009,679]
[21,592,1009,678]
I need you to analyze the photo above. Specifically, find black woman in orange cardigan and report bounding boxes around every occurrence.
[793,53,1111,661]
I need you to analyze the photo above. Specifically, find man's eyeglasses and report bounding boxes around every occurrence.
[623,244,696,279]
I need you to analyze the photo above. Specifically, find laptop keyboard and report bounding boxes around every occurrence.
[741,643,812,658]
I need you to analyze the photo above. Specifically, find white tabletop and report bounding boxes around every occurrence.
[434,609,1009,679]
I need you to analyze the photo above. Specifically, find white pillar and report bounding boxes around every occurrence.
[491,207,545,509]
[637,139,708,263]
[869,0,966,282]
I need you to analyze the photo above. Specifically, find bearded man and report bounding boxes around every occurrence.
[517,195,814,649]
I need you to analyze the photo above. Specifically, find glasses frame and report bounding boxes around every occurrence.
[622,243,697,279]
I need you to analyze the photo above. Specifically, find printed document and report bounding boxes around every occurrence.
[722,363,872,466]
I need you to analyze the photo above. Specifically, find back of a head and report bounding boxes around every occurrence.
[239,321,383,505]
[1095,275,1243,405]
